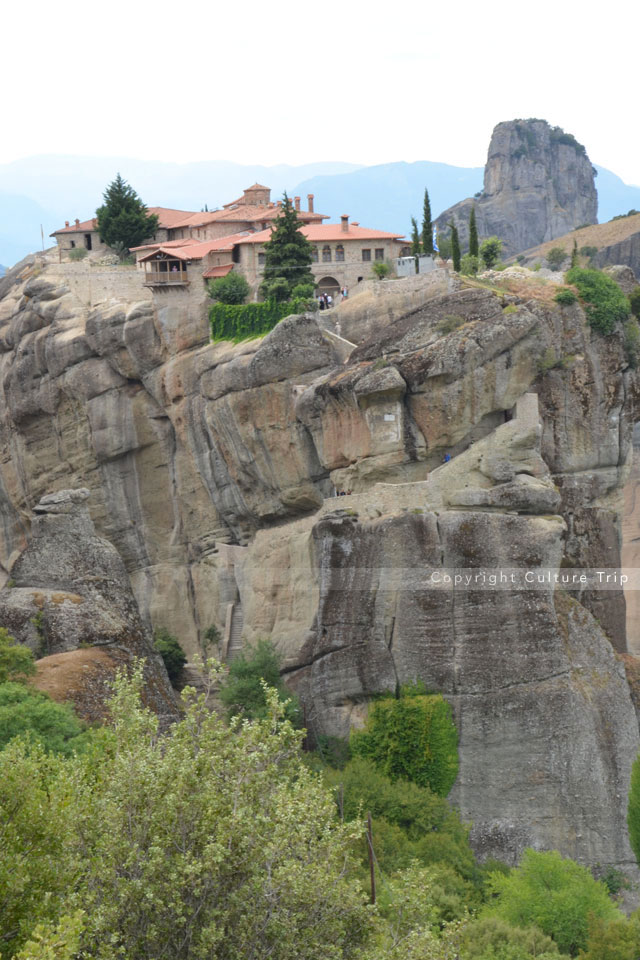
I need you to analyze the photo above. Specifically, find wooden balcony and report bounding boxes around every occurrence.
[144,268,189,286]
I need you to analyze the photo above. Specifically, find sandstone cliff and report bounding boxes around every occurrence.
[1,252,640,871]
[435,119,598,256]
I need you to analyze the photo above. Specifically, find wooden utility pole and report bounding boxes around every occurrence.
[367,811,376,905]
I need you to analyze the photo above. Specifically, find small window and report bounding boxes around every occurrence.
[311,246,318,262]
[322,245,332,263]
[335,244,345,262]
[362,249,371,262]
[70,240,76,248]
[258,252,266,266]
[375,248,384,261]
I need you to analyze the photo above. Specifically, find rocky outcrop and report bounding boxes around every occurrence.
[0,488,178,724]
[2,253,640,871]
[435,119,597,256]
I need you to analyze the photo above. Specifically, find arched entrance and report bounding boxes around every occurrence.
[316,276,340,298]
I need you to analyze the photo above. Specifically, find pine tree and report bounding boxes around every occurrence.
[421,188,433,255]
[450,223,461,272]
[469,206,479,259]
[260,194,315,301]
[96,174,159,254]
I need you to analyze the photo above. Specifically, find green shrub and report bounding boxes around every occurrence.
[580,913,640,960]
[206,271,250,304]
[0,682,86,755]
[516,255,525,264]
[629,286,640,320]
[437,314,465,335]
[68,247,88,261]
[623,318,640,368]
[579,245,598,259]
[546,247,568,271]
[260,276,290,302]
[480,236,502,270]
[218,638,301,725]
[372,261,391,279]
[460,253,479,276]
[153,628,187,687]
[202,623,221,656]
[210,298,309,342]
[291,282,315,300]
[0,627,35,684]
[485,849,620,956]
[461,914,565,959]
[315,734,351,769]
[565,267,630,334]
[555,288,578,306]
[350,688,459,796]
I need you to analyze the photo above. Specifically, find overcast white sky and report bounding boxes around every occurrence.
[3,0,639,185]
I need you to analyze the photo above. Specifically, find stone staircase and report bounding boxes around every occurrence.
[226,602,244,662]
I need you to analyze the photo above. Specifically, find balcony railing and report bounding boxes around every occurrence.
[144,269,189,286]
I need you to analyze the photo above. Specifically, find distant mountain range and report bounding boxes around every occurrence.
[1,154,639,268]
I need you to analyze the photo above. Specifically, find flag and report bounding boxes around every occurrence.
[433,227,439,253]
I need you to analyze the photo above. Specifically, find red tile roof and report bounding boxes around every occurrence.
[137,231,252,262]
[202,264,234,279]
[169,205,326,229]
[51,207,198,236]
[239,223,407,244]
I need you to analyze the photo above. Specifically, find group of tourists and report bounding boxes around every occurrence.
[317,287,349,311]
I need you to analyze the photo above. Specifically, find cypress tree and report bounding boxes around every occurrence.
[260,193,315,301]
[469,206,479,259]
[410,217,421,257]
[421,188,433,255]
[571,238,579,269]
[450,223,461,272]
[96,174,159,253]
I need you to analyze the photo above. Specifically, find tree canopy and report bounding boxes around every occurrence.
[260,194,315,301]
[96,174,159,254]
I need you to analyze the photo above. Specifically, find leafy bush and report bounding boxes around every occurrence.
[218,638,301,725]
[461,914,565,959]
[629,286,640,320]
[321,756,475,880]
[206,271,250,304]
[565,267,630,334]
[480,236,502,269]
[460,253,479,276]
[350,688,459,796]
[210,298,309,342]
[291,282,315,300]
[0,682,85,755]
[579,913,640,960]
[153,628,187,687]
[68,247,88,261]
[579,245,598,259]
[624,318,640,368]
[485,849,620,956]
[0,627,35,683]
[372,262,391,279]
[202,623,221,656]
[437,314,465,335]
[546,247,568,270]
[555,288,578,305]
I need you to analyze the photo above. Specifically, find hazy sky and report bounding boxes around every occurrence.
[4,0,639,185]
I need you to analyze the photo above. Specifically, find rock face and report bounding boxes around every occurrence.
[0,487,178,724]
[435,119,598,256]
[1,253,640,871]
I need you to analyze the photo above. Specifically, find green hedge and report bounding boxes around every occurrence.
[350,689,459,797]
[209,297,310,342]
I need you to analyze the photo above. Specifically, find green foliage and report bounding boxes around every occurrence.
[480,237,502,270]
[438,315,465,334]
[219,638,301,725]
[350,689,459,797]
[460,253,479,276]
[469,206,479,259]
[314,734,351,769]
[578,245,598,259]
[96,173,159,253]
[611,208,640,221]
[153,627,187,687]
[411,217,422,259]
[210,298,308,342]
[555,288,578,306]
[461,914,564,959]
[450,224,461,272]
[485,849,620,956]
[537,347,573,375]
[260,193,314,300]
[549,127,586,156]
[202,623,222,656]
[629,286,640,319]
[516,255,526,264]
[13,911,85,960]
[623,318,640,368]
[422,188,434,255]
[546,247,568,271]
[0,683,86,755]
[627,750,640,867]
[438,234,452,260]
[291,282,315,301]
[565,267,630,334]
[67,247,87,261]
[372,261,391,279]
[207,270,250,304]
[502,304,517,315]
[579,913,640,960]
[570,239,578,270]
[0,627,36,683]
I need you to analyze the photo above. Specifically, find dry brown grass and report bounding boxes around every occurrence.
[518,213,640,262]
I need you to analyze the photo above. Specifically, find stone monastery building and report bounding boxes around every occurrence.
[51,184,409,297]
